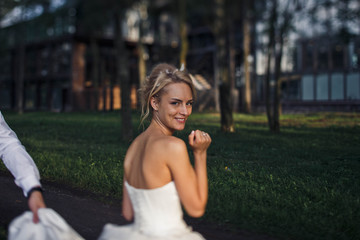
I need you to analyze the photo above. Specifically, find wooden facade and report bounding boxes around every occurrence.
[0,35,141,112]
[0,2,190,112]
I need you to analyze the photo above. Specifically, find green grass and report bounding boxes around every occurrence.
[0,227,6,240]
[1,111,359,240]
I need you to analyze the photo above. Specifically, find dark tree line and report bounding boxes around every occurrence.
[1,0,359,136]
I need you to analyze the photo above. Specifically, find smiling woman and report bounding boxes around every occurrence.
[98,63,211,240]
[138,63,196,127]
[150,82,193,134]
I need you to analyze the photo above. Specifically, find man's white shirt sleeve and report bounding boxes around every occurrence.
[0,111,41,196]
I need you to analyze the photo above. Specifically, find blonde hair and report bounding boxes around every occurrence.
[138,63,195,126]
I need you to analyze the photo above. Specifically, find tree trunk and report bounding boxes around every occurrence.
[90,37,101,111]
[228,21,237,111]
[138,43,146,86]
[265,45,273,130]
[138,1,147,90]
[110,79,114,111]
[179,0,188,67]
[137,31,146,110]
[90,37,100,88]
[219,83,234,132]
[271,0,291,133]
[214,0,234,132]
[272,34,284,133]
[250,0,257,107]
[265,0,277,131]
[115,12,133,141]
[101,59,107,112]
[243,0,252,113]
[15,45,25,114]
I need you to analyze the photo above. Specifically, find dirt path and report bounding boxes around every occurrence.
[0,173,276,240]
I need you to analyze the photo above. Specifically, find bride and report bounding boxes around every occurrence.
[98,63,211,240]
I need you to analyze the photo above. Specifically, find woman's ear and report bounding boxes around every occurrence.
[150,96,159,111]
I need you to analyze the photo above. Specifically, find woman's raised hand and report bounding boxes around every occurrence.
[188,130,212,154]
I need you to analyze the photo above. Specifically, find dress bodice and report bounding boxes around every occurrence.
[125,181,188,236]
[98,181,205,239]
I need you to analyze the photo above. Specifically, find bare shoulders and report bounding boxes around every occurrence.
[153,134,185,144]
[124,134,187,166]
[123,133,187,188]
[126,133,183,150]
[153,135,187,155]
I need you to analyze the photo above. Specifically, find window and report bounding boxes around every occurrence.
[316,74,328,100]
[347,73,360,100]
[331,73,344,100]
[302,75,314,100]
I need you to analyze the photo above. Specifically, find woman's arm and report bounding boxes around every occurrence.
[166,130,211,217]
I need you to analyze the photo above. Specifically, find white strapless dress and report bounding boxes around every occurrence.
[98,181,205,240]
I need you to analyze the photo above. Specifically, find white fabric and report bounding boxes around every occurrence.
[98,181,205,240]
[0,111,41,196]
[8,208,84,240]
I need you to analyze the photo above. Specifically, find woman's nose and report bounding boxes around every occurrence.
[180,104,189,115]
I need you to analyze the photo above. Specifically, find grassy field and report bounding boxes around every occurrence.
[1,111,359,240]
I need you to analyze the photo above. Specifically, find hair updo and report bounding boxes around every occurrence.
[138,63,195,125]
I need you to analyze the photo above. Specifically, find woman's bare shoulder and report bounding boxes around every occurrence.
[125,135,141,153]
[125,134,187,166]
[149,136,188,162]
[155,135,186,149]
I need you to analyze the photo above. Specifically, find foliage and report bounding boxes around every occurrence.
[0,0,18,19]
[1,111,360,240]
[305,0,360,42]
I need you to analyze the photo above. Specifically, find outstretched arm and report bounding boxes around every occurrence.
[0,112,46,222]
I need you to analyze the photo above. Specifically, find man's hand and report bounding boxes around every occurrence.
[28,190,46,223]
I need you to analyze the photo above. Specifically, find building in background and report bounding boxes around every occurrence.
[0,0,179,112]
[0,0,359,113]
[283,36,359,112]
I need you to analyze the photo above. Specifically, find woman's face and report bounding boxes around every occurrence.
[152,82,193,134]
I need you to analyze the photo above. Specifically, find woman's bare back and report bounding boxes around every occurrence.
[123,130,175,189]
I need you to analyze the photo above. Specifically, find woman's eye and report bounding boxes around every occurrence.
[171,102,179,105]
[186,102,193,106]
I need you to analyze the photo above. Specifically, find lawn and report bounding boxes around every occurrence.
[1,111,359,240]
